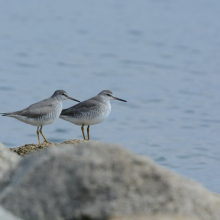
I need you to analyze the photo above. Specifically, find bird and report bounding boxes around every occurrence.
[1,90,80,145]
[59,90,127,140]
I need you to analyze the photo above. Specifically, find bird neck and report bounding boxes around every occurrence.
[52,96,63,101]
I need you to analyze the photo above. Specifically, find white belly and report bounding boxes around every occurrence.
[14,115,58,126]
[60,103,111,126]
[60,114,108,125]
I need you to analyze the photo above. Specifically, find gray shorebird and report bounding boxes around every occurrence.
[60,90,127,140]
[1,90,80,145]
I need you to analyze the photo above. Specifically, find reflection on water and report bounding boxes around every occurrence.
[0,0,220,193]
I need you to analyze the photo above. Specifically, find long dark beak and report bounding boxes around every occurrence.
[67,96,80,102]
[113,96,127,102]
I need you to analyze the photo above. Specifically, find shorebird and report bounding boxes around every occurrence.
[1,90,80,144]
[60,90,127,140]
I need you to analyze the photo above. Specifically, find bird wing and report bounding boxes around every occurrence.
[61,99,98,117]
[3,98,56,118]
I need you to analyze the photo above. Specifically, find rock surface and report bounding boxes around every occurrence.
[110,216,198,220]
[0,142,220,220]
[9,139,97,156]
[0,143,23,220]
[0,143,20,175]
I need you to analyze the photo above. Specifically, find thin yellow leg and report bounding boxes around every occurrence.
[39,126,49,143]
[81,124,86,140]
[87,125,90,140]
[36,127,41,145]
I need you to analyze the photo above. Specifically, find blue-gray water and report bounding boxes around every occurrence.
[1,0,220,193]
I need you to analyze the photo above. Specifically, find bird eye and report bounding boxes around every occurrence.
[107,94,111,96]
[62,93,67,97]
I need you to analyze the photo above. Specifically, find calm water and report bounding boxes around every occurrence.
[0,0,220,193]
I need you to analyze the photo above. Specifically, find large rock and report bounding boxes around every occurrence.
[0,143,20,176]
[110,216,198,220]
[0,142,219,220]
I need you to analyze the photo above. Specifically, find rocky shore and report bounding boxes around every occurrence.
[0,140,219,220]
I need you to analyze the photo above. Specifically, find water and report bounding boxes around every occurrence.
[0,0,220,193]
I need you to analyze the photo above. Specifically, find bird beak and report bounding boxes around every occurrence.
[67,96,80,102]
[113,96,127,102]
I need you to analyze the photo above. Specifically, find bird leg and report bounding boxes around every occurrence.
[39,126,49,143]
[81,124,86,140]
[36,127,41,145]
[87,125,90,140]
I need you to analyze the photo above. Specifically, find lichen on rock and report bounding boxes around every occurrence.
[9,139,97,156]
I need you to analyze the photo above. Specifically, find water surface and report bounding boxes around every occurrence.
[0,0,220,193]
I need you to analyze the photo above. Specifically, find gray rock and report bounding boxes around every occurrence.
[110,216,198,220]
[0,206,23,220]
[0,142,219,220]
[0,143,21,176]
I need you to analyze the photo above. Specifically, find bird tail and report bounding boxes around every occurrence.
[1,113,12,116]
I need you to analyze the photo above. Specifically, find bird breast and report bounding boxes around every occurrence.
[61,101,111,126]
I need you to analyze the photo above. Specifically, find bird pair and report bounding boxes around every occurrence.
[2,90,127,145]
